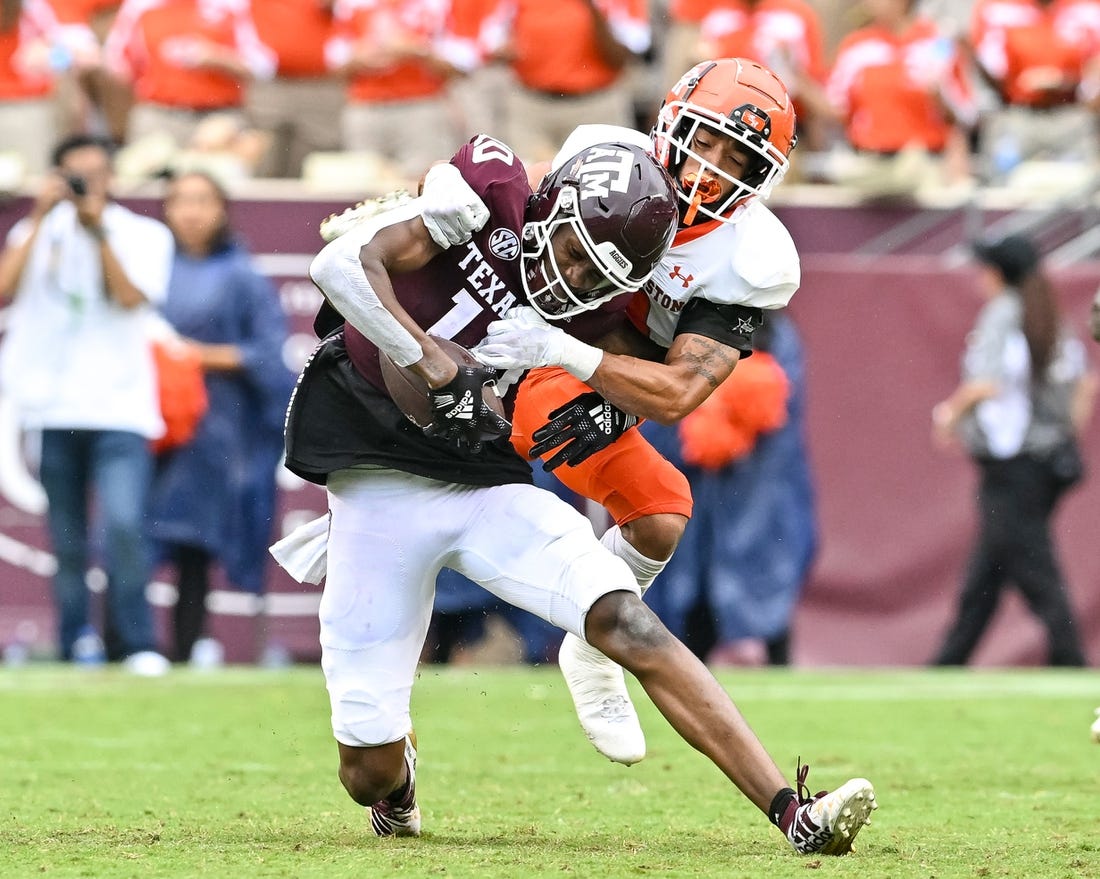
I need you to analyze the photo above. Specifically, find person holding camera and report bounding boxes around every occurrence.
[0,134,175,674]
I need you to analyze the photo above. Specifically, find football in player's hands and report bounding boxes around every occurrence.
[379,336,508,440]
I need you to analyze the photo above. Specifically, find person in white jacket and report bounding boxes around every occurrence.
[0,134,174,674]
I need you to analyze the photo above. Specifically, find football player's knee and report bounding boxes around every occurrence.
[621,513,688,561]
[338,751,403,806]
[586,591,673,668]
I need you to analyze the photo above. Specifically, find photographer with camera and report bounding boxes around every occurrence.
[0,134,175,674]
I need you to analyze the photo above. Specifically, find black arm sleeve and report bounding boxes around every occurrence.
[673,297,764,354]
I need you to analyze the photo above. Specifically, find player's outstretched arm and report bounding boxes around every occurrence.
[475,307,742,425]
[583,332,742,424]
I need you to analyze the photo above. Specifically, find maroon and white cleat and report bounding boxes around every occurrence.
[368,735,421,838]
[786,763,877,855]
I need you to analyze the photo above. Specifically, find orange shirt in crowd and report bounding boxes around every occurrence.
[104,0,274,110]
[828,18,961,153]
[326,0,460,103]
[491,0,650,95]
[448,0,500,63]
[970,0,1090,106]
[699,0,826,86]
[49,0,119,24]
[668,0,718,24]
[1054,0,1100,55]
[0,0,59,100]
[46,0,113,68]
[252,0,334,78]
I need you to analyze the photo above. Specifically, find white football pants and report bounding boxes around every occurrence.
[321,467,638,747]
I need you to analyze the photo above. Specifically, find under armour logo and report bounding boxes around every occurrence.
[669,265,693,288]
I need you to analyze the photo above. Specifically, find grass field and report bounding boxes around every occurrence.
[1,665,1097,879]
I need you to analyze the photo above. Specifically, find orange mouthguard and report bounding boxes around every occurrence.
[681,173,722,224]
[682,173,723,202]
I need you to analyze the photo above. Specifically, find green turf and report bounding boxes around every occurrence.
[1,665,1097,878]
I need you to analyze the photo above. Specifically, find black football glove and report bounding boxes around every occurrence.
[425,365,511,454]
[529,391,638,471]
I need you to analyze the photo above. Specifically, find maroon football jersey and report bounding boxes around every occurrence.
[343,134,629,408]
[284,134,631,487]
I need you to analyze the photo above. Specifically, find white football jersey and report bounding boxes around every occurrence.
[552,124,800,349]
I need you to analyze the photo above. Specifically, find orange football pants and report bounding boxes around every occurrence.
[510,367,693,526]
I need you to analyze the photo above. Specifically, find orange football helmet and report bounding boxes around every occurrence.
[652,58,797,224]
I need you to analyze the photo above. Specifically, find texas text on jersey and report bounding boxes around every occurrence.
[285,135,631,488]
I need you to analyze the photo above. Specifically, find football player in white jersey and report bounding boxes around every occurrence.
[418,58,877,855]
[426,58,801,765]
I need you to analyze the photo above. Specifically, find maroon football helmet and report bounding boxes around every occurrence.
[521,142,678,320]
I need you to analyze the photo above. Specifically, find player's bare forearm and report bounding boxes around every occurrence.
[585,333,741,425]
[592,321,667,361]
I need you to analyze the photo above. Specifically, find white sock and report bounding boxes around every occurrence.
[600,525,667,595]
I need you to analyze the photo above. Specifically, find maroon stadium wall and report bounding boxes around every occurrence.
[0,195,1096,666]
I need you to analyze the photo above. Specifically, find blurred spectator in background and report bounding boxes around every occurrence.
[102,0,275,159]
[151,170,293,663]
[969,0,1100,179]
[0,0,64,177]
[483,0,650,163]
[47,0,121,141]
[824,0,976,197]
[915,0,975,37]
[0,134,173,673]
[661,1,711,99]
[930,234,1096,667]
[247,0,342,179]
[325,0,470,182]
[643,313,816,666]
[695,0,832,154]
[447,0,511,143]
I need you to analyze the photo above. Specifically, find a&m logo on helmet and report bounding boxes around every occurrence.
[488,227,519,260]
[570,146,634,201]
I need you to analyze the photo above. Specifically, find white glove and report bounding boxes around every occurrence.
[420,162,490,249]
[473,306,604,381]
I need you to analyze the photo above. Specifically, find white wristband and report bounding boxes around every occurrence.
[558,335,604,382]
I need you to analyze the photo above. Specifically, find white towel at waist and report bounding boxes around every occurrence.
[269,514,329,585]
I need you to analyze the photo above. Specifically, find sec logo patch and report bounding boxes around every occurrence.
[488,228,519,260]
